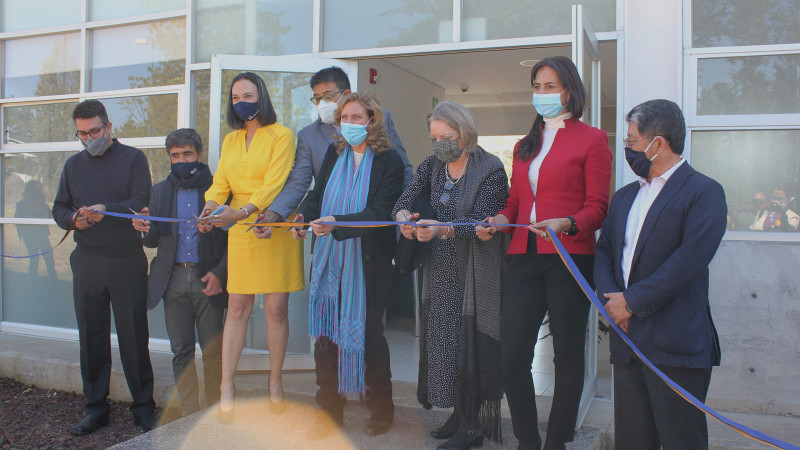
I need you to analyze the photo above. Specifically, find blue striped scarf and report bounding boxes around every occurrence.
[309,146,373,394]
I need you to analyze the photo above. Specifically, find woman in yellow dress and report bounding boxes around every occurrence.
[200,72,304,419]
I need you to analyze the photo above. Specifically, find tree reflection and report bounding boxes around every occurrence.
[692,0,800,47]
[698,55,800,115]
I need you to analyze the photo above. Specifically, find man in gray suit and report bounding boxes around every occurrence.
[132,129,228,418]
[256,66,413,228]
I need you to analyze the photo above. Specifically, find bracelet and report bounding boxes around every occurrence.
[240,206,250,218]
[439,225,454,240]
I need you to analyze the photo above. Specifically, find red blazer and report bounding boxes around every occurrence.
[498,118,612,255]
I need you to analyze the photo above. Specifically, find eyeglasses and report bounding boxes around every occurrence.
[310,89,345,105]
[624,135,655,147]
[75,124,107,140]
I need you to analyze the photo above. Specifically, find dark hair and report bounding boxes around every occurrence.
[165,128,203,155]
[72,99,109,123]
[309,66,351,91]
[226,72,277,130]
[517,56,587,161]
[625,99,686,155]
[333,92,392,155]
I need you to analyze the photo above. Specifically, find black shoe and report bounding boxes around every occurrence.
[438,429,484,450]
[70,414,109,436]
[364,414,393,436]
[431,412,460,439]
[133,411,156,432]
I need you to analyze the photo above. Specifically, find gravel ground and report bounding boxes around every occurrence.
[0,377,174,449]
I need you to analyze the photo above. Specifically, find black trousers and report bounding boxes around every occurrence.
[163,265,224,416]
[614,359,712,450]
[501,242,593,448]
[315,303,393,422]
[71,248,155,418]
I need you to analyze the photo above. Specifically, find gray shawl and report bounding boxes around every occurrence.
[420,147,508,441]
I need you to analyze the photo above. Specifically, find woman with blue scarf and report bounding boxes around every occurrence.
[292,91,404,439]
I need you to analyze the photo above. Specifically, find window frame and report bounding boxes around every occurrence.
[684,0,800,242]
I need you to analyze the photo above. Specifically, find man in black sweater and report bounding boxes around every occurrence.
[52,100,156,435]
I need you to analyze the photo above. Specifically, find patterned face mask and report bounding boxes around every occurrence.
[432,138,463,163]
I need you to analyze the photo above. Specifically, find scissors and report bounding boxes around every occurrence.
[128,207,147,238]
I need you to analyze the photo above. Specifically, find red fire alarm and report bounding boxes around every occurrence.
[369,68,378,84]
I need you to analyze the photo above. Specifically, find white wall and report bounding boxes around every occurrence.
[620,0,683,186]
[357,60,446,171]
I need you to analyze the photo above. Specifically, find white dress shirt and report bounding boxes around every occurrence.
[622,159,686,287]
[528,112,571,223]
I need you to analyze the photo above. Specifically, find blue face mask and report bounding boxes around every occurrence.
[532,91,566,119]
[340,119,371,146]
[233,101,260,122]
[171,161,203,180]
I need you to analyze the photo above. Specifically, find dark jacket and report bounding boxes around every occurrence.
[299,144,404,310]
[142,180,228,310]
[594,162,727,368]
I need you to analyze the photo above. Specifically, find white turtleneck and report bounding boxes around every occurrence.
[529,112,572,223]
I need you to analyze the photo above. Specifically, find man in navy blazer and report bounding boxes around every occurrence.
[594,99,727,450]
[256,66,413,228]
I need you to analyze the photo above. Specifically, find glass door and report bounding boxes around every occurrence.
[572,4,602,428]
[208,55,358,371]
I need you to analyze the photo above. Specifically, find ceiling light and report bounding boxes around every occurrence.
[519,59,539,67]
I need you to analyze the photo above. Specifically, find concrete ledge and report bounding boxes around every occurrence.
[3,332,798,449]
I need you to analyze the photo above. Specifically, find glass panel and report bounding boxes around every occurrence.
[323,0,453,51]
[2,224,77,328]
[218,70,317,138]
[697,54,800,115]
[2,152,78,218]
[462,0,615,40]
[3,34,80,99]
[90,0,185,21]
[691,130,800,232]
[3,102,78,144]
[1,224,169,339]
[194,0,313,63]
[1,0,81,32]
[192,70,211,150]
[139,147,171,185]
[102,94,178,138]
[692,0,800,47]
[91,19,186,92]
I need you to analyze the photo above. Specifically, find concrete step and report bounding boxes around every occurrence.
[2,332,798,449]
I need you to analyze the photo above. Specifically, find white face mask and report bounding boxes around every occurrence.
[316,99,338,124]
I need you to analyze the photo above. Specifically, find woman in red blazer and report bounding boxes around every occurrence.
[477,56,612,449]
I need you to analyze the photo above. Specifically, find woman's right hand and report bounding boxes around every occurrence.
[397,211,419,240]
[475,215,496,242]
[290,213,307,239]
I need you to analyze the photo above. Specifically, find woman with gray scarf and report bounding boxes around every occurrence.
[392,101,508,450]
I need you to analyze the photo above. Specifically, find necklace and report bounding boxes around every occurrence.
[440,156,469,205]
[445,157,468,187]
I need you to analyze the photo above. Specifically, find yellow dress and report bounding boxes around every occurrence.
[205,124,304,294]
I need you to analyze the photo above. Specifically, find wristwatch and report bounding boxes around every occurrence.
[565,216,578,235]
[625,304,634,315]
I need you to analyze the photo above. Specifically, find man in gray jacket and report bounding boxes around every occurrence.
[132,129,228,418]
[256,66,413,227]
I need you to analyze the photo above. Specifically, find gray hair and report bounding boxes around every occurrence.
[626,99,686,155]
[427,101,479,153]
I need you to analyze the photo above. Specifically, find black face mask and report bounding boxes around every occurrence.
[624,138,658,179]
[171,161,203,180]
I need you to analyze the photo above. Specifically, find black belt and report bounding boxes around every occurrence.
[174,262,198,268]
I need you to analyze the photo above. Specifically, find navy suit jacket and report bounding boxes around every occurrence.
[142,180,228,311]
[594,162,727,368]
